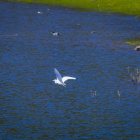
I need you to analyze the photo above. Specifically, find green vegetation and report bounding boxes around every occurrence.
[8,0,140,16]
[126,38,140,46]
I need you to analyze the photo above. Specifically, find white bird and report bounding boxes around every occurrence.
[53,68,76,87]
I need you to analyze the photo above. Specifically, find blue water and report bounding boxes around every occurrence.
[0,1,140,139]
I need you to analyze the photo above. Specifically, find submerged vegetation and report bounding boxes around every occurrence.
[7,0,140,16]
[130,68,140,85]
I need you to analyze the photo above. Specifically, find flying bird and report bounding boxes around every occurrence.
[53,68,76,87]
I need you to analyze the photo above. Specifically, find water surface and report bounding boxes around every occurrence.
[0,1,140,139]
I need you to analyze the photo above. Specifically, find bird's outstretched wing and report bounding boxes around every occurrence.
[54,68,65,86]
[62,76,76,83]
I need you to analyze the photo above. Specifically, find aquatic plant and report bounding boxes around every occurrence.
[130,69,140,85]
[117,90,121,98]
[126,38,140,46]
[90,90,97,98]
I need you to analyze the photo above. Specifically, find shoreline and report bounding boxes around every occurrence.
[6,0,140,17]
[3,0,140,45]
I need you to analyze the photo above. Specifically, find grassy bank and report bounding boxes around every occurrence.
[7,0,140,16]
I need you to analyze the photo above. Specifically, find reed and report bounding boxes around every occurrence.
[8,0,140,16]
[130,69,140,85]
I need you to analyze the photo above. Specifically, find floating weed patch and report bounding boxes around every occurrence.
[7,0,140,16]
[126,38,140,46]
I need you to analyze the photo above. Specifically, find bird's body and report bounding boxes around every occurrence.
[51,31,59,36]
[53,68,76,87]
